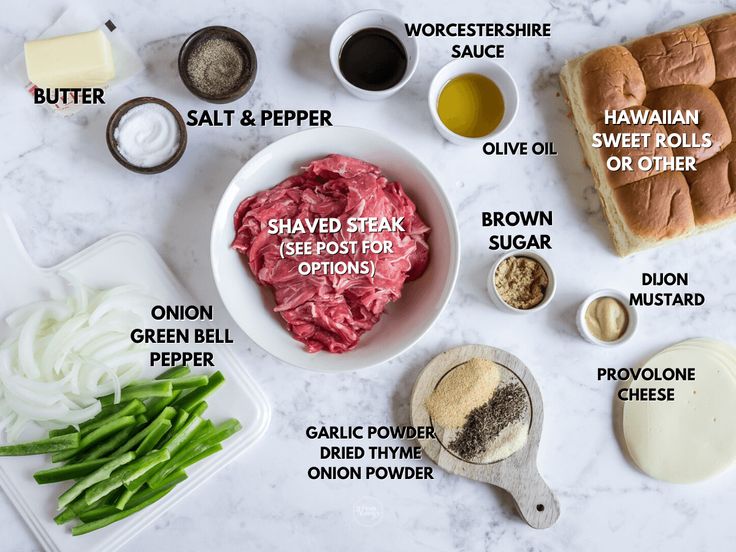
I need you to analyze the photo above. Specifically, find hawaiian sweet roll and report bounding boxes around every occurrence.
[628,25,716,90]
[593,106,673,188]
[643,84,731,163]
[702,14,736,81]
[684,143,736,227]
[565,45,647,124]
[612,171,695,246]
[711,78,736,134]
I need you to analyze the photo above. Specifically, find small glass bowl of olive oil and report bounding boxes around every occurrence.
[428,59,518,144]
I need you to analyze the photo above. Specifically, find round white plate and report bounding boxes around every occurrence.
[211,126,460,371]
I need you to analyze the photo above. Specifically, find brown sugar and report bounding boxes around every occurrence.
[494,256,548,309]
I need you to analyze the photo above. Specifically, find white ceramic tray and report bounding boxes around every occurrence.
[0,213,270,552]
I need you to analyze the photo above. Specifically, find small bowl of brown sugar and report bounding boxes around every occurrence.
[488,251,556,314]
[178,26,257,103]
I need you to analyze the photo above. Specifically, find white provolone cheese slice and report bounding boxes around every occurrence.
[623,342,736,483]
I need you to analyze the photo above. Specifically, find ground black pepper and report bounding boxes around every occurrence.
[449,383,528,460]
[186,37,246,96]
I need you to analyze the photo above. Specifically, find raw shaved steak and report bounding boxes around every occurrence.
[232,154,431,353]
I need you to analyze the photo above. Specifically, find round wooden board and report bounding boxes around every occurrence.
[410,344,560,529]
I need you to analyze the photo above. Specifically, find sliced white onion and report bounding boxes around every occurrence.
[106,364,122,405]
[40,315,86,375]
[17,308,46,380]
[79,333,129,358]
[5,300,71,328]
[0,280,151,442]
[0,375,64,407]
[56,402,101,425]
[5,393,70,421]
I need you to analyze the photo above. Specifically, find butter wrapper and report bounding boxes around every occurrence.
[5,3,144,116]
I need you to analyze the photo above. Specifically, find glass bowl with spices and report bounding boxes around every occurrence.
[488,250,556,314]
[178,26,257,103]
[576,289,638,346]
[425,357,532,463]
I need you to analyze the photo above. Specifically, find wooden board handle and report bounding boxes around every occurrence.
[500,465,560,529]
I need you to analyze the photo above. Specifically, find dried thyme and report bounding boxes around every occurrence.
[449,382,528,460]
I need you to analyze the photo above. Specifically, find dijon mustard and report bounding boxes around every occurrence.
[585,297,628,342]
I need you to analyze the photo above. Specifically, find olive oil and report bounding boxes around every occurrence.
[437,73,505,138]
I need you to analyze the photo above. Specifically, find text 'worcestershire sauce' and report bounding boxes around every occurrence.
[338,28,408,91]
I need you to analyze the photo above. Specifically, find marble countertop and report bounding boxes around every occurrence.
[2,0,736,550]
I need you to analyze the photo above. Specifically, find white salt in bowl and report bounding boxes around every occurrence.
[211,126,460,371]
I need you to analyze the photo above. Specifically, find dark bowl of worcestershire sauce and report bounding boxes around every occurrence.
[339,28,407,91]
[330,10,419,100]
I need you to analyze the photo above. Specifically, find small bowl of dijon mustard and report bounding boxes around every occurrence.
[576,289,638,346]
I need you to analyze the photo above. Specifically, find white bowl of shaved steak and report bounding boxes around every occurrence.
[211,126,459,371]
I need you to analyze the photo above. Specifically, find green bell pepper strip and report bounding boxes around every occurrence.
[33,458,110,484]
[148,420,239,487]
[145,390,181,419]
[188,400,208,420]
[77,424,138,462]
[58,452,136,510]
[155,365,190,380]
[48,426,77,438]
[84,449,170,505]
[113,470,187,511]
[52,416,137,463]
[79,399,146,437]
[178,444,222,470]
[49,399,137,437]
[0,433,79,456]
[128,374,208,392]
[162,415,203,456]
[109,406,176,457]
[135,419,172,456]
[153,374,209,391]
[98,381,172,407]
[169,409,189,434]
[72,486,174,536]
[172,371,224,412]
[135,415,203,490]
[54,493,104,525]
[149,443,223,489]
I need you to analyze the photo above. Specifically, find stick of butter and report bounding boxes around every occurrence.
[24,29,116,87]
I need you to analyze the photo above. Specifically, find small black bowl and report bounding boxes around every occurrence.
[178,25,258,103]
[106,97,187,174]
